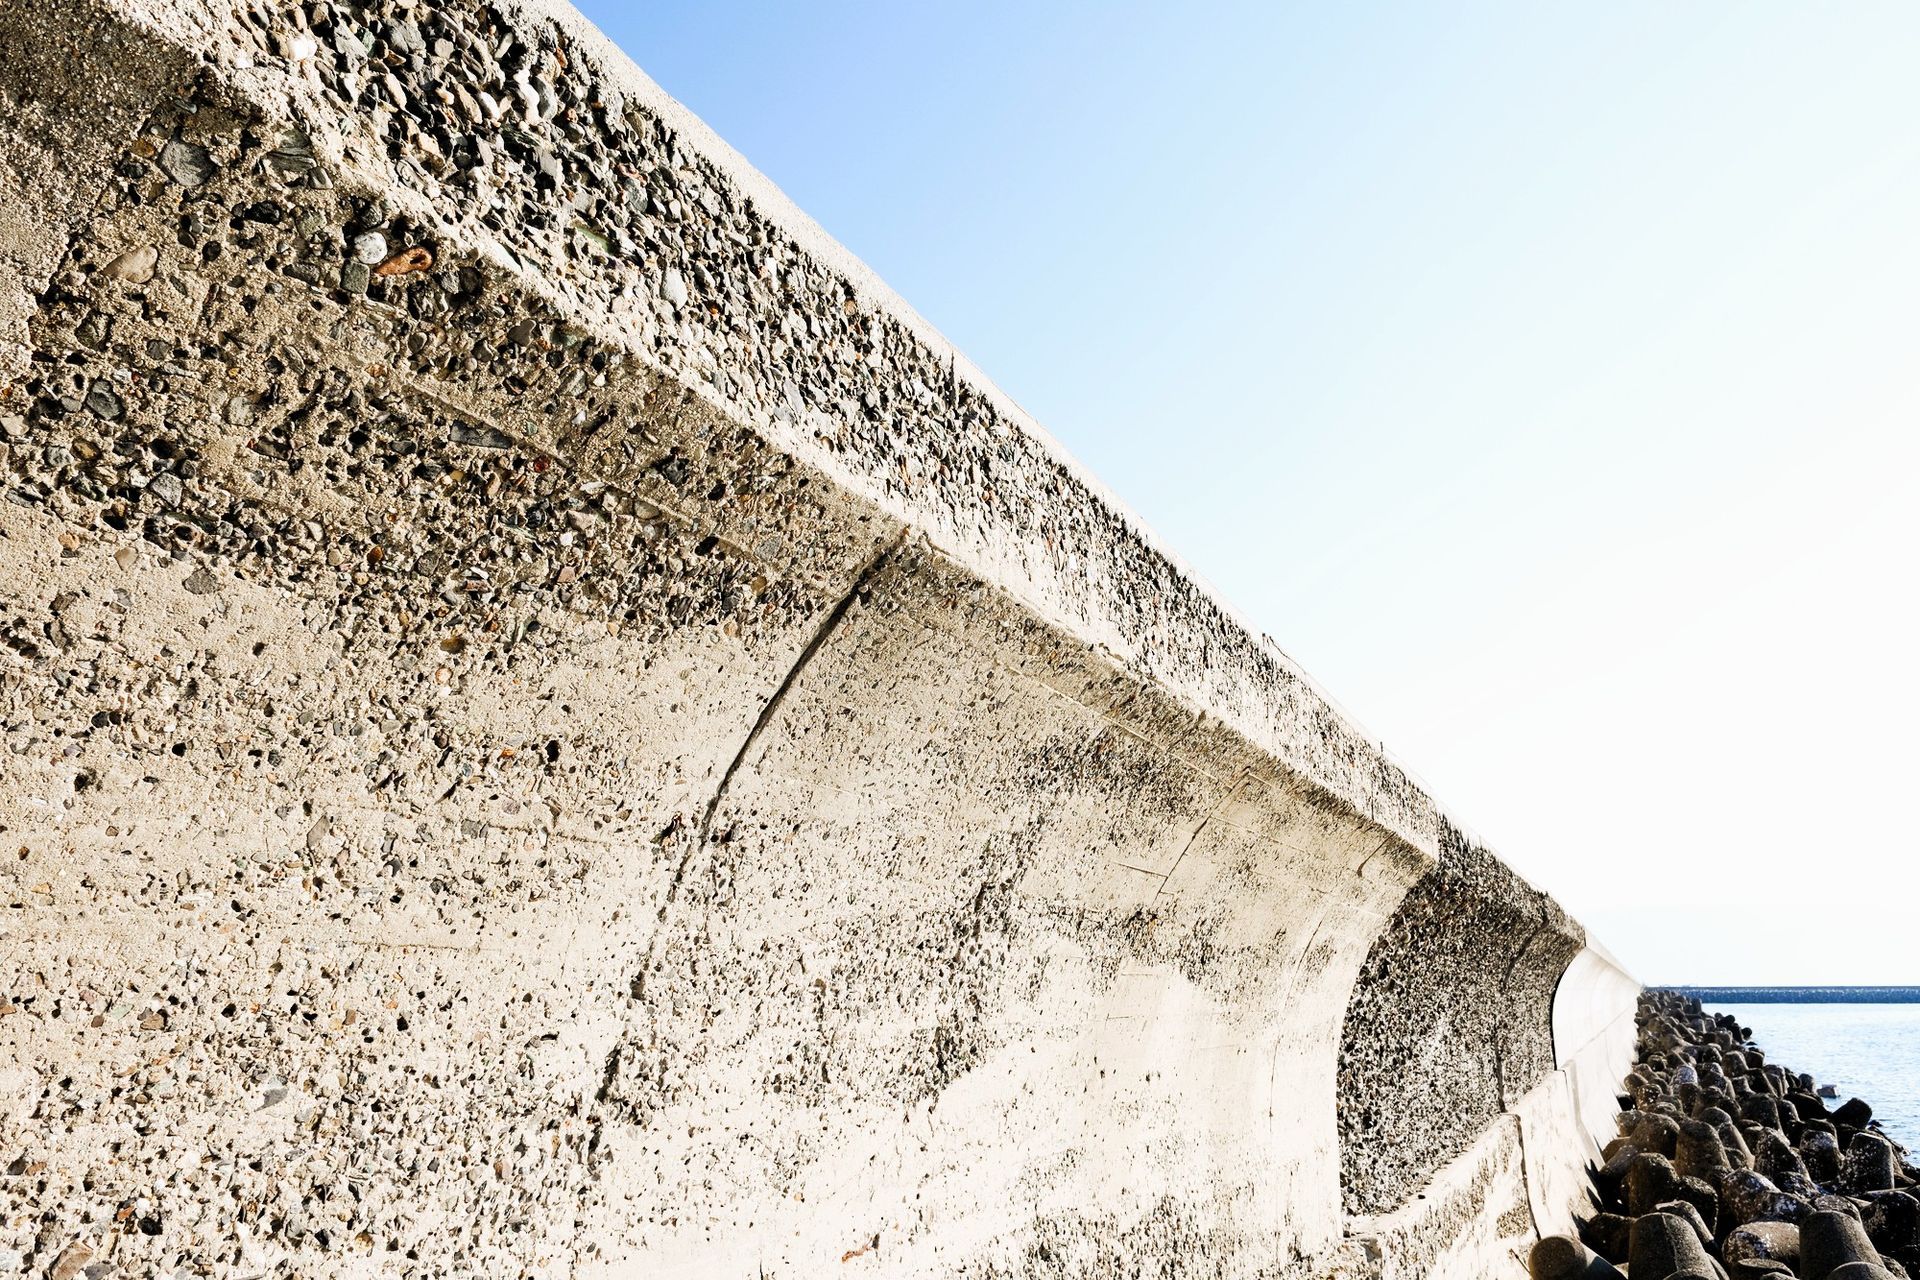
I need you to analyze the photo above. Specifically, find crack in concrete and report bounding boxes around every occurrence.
[582,528,908,1209]
[1151,767,1249,904]
[648,525,909,939]
[601,523,906,1038]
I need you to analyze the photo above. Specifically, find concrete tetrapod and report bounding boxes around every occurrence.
[1849,1135,1902,1196]
[1654,1199,1718,1250]
[1864,1192,1920,1254]
[1527,1234,1625,1279]
[1724,1220,1801,1271]
[1573,994,1920,1280]
[1631,1211,1720,1278]
[1805,1210,1893,1280]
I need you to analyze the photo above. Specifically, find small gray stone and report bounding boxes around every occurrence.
[147,473,182,507]
[284,259,332,289]
[75,311,113,349]
[84,382,124,421]
[450,422,516,450]
[182,567,219,595]
[351,231,389,265]
[158,138,216,187]
[388,19,425,55]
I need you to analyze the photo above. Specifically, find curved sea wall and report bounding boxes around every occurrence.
[0,1,1636,1275]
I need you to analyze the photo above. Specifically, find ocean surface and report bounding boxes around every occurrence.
[1706,1001,1920,1151]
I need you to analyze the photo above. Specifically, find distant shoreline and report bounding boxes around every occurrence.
[1661,985,1920,1003]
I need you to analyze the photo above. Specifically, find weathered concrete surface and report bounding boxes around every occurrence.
[1336,826,1585,1215]
[0,0,1637,1275]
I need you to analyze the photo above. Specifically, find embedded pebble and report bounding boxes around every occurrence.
[99,245,157,283]
[158,138,216,187]
[83,382,123,421]
[48,1243,91,1280]
[661,267,688,306]
[374,245,433,276]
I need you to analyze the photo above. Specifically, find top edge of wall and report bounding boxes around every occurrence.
[67,0,1599,915]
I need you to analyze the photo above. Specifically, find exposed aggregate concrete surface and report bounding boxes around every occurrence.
[1337,825,1586,1215]
[0,0,1638,1275]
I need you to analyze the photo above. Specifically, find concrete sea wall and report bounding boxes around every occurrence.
[0,0,1637,1274]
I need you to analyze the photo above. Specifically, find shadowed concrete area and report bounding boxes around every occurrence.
[1338,828,1585,1216]
[0,0,1636,1275]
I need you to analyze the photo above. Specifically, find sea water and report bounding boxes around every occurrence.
[1706,1002,1920,1151]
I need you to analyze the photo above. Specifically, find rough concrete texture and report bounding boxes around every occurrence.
[0,0,1638,1275]
[1336,822,1586,1214]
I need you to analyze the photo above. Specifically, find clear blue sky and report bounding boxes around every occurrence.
[576,1,1920,985]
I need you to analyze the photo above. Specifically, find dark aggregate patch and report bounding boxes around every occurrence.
[1336,821,1584,1214]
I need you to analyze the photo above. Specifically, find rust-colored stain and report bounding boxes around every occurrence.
[375,246,434,277]
[840,1242,875,1263]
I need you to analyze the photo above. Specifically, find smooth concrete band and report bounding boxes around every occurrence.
[1558,943,1646,1152]
[0,0,1636,1275]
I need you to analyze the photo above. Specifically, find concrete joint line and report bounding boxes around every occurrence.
[1508,1094,1545,1246]
[590,528,910,1181]
[1152,766,1250,902]
[639,526,910,986]
[1492,907,1558,1246]
[692,526,911,844]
